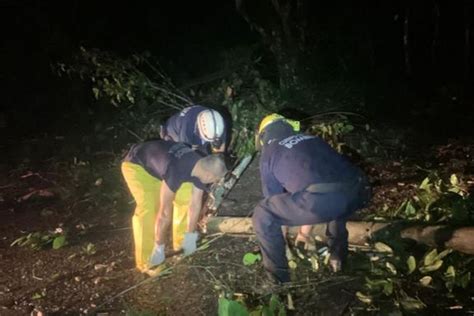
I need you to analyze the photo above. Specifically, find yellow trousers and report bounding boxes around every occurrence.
[121,162,192,271]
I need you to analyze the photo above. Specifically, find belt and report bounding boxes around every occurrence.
[305,177,363,194]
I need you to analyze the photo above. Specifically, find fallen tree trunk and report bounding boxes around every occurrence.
[206,217,474,255]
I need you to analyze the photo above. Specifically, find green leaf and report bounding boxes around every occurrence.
[395,199,408,216]
[269,294,283,314]
[385,262,397,275]
[400,296,426,311]
[242,253,261,266]
[310,255,319,271]
[356,291,372,304]
[404,200,417,216]
[444,265,456,279]
[218,298,249,316]
[435,249,452,261]
[31,292,44,300]
[10,236,27,247]
[52,235,66,250]
[374,242,393,254]
[383,279,394,296]
[261,306,272,316]
[365,277,385,290]
[419,276,432,287]
[419,260,443,274]
[423,249,438,266]
[92,87,100,99]
[419,177,431,191]
[288,260,297,269]
[84,243,96,255]
[249,308,263,316]
[407,256,416,274]
[444,265,457,292]
[365,277,393,296]
[450,174,459,186]
[456,272,471,288]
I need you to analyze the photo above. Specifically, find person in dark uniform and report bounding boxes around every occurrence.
[160,105,227,153]
[121,140,227,273]
[253,114,371,284]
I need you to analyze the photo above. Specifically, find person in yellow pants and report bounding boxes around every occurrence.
[121,140,227,273]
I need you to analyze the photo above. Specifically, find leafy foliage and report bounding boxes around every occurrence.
[307,116,355,152]
[58,48,286,156]
[218,298,249,316]
[214,67,284,156]
[56,47,196,142]
[83,242,97,255]
[243,252,262,266]
[56,47,191,111]
[11,228,67,250]
[218,294,286,316]
[352,242,473,313]
[380,172,473,224]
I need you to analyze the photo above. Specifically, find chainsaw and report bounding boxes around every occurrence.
[206,153,253,212]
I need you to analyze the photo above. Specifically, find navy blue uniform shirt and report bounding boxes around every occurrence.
[162,105,227,150]
[123,140,207,192]
[260,134,361,197]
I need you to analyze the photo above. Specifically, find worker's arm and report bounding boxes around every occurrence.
[149,181,176,266]
[179,186,205,256]
[212,142,226,153]
[187,186,204,232]
[155,181,176,244]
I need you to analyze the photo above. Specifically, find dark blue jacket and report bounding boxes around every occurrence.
[162,105,227,150]
[259,134,361,197]
[123,140,207,192]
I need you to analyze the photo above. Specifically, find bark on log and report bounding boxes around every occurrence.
[206,217,474,255]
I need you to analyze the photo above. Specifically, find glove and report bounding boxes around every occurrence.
[182,232,199,255]
[149,243,165,266]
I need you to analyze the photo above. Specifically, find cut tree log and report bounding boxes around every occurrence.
[206,217,474,255]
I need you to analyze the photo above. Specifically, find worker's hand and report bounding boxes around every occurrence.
[182,232,198,255]
[149,243,165,266]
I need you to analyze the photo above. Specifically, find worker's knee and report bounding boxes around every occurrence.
[252,202,275,235]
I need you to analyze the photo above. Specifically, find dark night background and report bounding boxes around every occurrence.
[1,1,474,314]
[2,1,253,138]
[2,0,473,143]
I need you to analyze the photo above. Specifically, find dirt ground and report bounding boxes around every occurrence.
[1,137,474,315]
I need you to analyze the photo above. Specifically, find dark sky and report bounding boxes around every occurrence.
[1,1,473,138]
[1,1,255,135]
[2,1,253,66]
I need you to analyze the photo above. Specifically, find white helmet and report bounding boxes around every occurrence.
[197,109,224,143]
